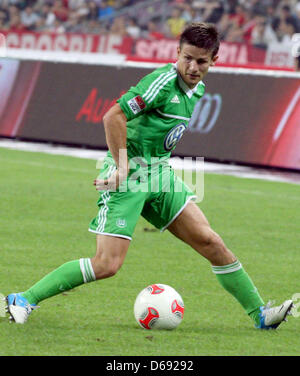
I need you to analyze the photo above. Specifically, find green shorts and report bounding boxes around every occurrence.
[89,157,196,240]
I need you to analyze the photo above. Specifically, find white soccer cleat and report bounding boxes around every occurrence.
[6,293,37,324]
[256,299,294,329]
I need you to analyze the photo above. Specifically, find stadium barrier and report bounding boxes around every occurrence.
[0,49,300,170]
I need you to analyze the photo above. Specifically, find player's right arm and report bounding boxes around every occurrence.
[94,65,175,191]
[94,103,128,191]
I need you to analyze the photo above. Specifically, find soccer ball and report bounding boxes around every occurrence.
[134,284,184,330]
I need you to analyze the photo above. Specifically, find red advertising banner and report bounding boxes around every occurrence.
[0,30,269,67]
[1,60,300,170]
[133,39,266,66]
[0,30,133,54]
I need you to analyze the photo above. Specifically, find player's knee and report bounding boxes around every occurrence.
[106,259,122,278]
[91,257,122,280]
[197,227,227,255]
[197,227,235,264]
[198,227,221,248]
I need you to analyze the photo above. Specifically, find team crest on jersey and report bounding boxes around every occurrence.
[127,95,146,115]
[164,123,187,151]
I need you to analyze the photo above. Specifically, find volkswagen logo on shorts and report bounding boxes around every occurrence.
[116,218,126,228]
[164,122,187,151]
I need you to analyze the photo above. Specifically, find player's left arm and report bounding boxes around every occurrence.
[94,103,128,191]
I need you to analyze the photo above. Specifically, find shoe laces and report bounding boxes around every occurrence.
[263,300,275,310]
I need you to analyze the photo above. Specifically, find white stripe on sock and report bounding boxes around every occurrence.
[80,258,96,283]
[212,261,242,274]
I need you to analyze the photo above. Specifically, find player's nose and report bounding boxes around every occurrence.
[188,60,199,73]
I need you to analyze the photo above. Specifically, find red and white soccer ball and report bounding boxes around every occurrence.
[134,284,184,330]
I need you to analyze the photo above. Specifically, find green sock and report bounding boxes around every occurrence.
[212,260,264,326]
[21,258,96,305]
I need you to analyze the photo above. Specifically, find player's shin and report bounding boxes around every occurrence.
[212,260,264,326]
[21,258,96,305]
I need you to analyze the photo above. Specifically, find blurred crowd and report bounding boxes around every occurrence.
[0,0,300,49]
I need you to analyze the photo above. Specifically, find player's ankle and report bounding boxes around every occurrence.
[248,307,261,327]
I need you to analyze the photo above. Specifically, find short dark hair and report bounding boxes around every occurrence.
[179,22,220,57]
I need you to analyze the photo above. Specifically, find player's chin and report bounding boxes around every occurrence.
[187,76,202,86]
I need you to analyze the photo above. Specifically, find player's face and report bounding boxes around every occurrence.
[177,43,218,88]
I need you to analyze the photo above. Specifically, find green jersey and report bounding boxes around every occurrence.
[117,63,205,164]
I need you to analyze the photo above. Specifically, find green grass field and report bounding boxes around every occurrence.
[0,147,299,356]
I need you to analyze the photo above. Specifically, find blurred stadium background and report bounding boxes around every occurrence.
[1,1,300,173]
[0,0,300,68]
[0,0,300,176]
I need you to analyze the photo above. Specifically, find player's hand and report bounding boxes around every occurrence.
[93,168,128,191]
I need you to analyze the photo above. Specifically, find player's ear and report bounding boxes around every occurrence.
[177,45,181,58]
[210,55,218,67]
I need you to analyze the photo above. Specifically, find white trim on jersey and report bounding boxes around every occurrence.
[156,109,191,121]
[142,68,173,99]
[147,73,177,104]
[142,67,177,104]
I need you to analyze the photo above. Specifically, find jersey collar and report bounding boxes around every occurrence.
[173,62,204,99]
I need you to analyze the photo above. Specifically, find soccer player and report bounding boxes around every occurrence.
[5,22,293,329]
